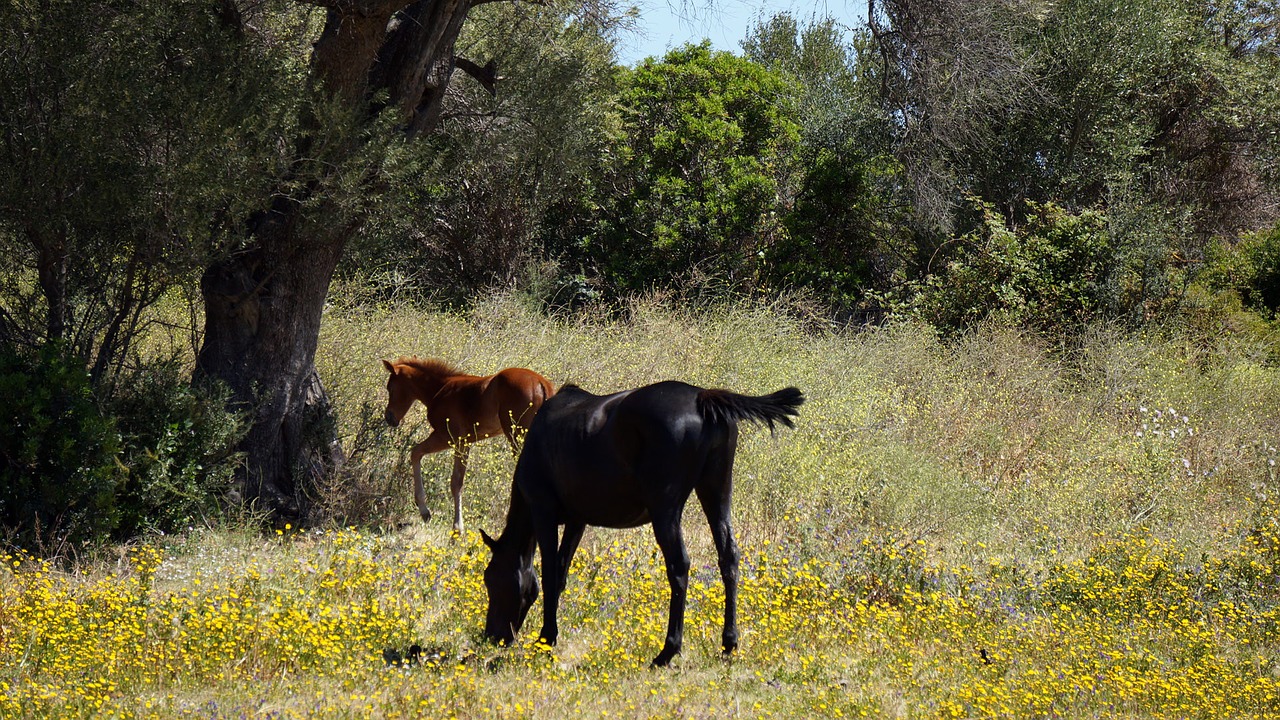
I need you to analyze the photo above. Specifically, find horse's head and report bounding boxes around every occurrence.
[480,529,538,645]
[382,359,414,427]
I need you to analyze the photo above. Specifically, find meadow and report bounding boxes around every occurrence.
[4,292,1280,718]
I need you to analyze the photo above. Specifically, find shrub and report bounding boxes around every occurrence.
[765,146,884,310]
[0,344,121,551]
[1202,224,1280,316]
[582,43,801,295]
[109,360,245,537]
[901,200,1117,334]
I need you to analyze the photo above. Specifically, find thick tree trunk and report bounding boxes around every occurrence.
[196,0,476,522]
[195,198,349,520]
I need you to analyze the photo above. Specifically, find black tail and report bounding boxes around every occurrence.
[696,386,804,432]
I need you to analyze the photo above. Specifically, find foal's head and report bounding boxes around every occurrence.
[381,359,415,427]
[480,529,538,645]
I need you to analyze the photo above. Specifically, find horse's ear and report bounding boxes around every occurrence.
[382,359,396,374]
[480,529,498,551]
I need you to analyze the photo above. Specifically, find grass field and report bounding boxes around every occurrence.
[4,292,1280,718]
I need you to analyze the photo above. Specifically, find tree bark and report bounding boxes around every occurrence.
[196,0,475,522]
[195,197,351,519]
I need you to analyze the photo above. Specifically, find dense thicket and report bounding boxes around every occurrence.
[1,0,1277,549]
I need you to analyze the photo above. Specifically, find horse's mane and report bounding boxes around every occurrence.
[395,356,465,378]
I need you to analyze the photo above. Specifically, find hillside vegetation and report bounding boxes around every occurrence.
[5,295,1280,718]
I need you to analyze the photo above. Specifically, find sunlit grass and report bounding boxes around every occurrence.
[3,291,1279,717]
[5,524,1280,718]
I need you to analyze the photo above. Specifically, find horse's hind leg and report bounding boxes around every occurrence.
[449,445,470,534]
[410,430,452,523]
[499,404,531,455]
[695,457,740,656]
[649,507,691,667]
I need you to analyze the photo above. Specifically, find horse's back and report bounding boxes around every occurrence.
[492,366,552,388]
[607,381,715,448]
[484,367,555,419]
[517,381,731,527]
[529,381,717,456]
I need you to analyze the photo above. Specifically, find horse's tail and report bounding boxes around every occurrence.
[696,386,804,432]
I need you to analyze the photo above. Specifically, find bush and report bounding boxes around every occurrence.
[0,347,246,552]
[581,44,800,295]
[899,200,1117,334]
[1202,224,1280,316]
[766,146,893,311]
[109,361,245,537]
[0,344,121,551]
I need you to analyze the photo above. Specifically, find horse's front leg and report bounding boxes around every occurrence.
[558,521,586,589]
[449,445,470,533]
[409,430,452,523]
[650,514,691,667]
[535,522,563,647]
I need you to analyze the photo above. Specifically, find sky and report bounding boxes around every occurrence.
[615,0,866,66]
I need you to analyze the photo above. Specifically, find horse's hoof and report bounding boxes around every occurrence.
[650,649,677,668]
[418,508,432,523]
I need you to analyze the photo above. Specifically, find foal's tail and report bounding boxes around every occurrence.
[697,386,805,432]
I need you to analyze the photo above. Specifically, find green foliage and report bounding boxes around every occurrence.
[765,148,885,308]
[0,0,301,375]
[901,200,1118,333]
[109,362,246,537]
[582,43,801,294]
[969,0,1279,244]
[0,345,247,549]
[744,15,907,310]
[0,345,121,550]
[1202,224,1280,315]
[349,0,622,306]
[861,0,1279,325]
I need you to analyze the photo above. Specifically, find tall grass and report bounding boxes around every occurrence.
[318,290,1278,563]
[5,290,1280,718]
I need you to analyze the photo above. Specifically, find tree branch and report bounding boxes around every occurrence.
[296,0,415,16]
[455,56,499,95]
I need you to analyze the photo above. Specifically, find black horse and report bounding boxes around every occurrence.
[480,380,804,667]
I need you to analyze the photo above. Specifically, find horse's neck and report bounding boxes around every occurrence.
[409,367,453,402]
[498,487,537,558]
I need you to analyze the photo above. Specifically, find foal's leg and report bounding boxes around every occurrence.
[409,430,452,523]
[649,508,691,667]
[449,445,471,534]
[499,404,533,455]
[696,480,740,656]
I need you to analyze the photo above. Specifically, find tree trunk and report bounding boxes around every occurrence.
[195,198,350,520]
[196,0,476,522]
